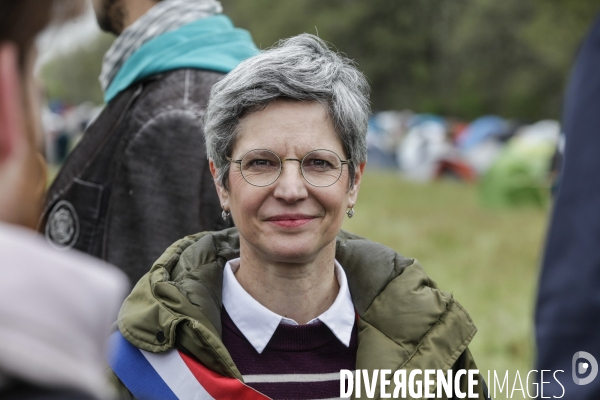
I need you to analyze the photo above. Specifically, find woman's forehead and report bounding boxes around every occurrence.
[233,100,343,155]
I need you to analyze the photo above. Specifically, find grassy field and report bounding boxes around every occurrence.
[343,170,549,396]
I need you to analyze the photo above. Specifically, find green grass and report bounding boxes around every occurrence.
[343,170,549,397]
[47,165,59,187]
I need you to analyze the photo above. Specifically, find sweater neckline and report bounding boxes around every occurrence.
[222,308,345,352]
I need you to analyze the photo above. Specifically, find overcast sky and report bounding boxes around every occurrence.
[35,1,103,73]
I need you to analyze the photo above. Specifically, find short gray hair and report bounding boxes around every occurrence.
[204,33,370,189]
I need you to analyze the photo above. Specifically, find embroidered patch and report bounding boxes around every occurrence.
[46,200,79,250]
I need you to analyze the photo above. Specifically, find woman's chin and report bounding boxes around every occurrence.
[256,238,332,265]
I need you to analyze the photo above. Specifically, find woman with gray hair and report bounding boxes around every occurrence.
[109,34,488,399]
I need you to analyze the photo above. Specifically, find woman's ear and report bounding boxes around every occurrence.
[209,159,229,209]
[348,161,366,205]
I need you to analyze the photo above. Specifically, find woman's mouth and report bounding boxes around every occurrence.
[266,214,316,228]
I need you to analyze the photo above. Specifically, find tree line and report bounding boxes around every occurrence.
[42,0,600,121]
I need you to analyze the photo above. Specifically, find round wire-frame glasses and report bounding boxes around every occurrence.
[226,148,351,187]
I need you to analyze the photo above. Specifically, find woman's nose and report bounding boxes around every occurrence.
[272,160,308,202]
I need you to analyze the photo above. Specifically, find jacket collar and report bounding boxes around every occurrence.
[117,228,477,380]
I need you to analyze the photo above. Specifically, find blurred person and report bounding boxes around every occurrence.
[108,34,489,399]
[0,1,128,399]
[535,12,600,399]
[39,0,259,284]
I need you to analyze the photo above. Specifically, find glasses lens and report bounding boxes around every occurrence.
[301,150,343,187]
[240,149,281,186]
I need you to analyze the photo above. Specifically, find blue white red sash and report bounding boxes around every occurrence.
[108,331,271,400]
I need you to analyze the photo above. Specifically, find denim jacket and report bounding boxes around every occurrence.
[40,69,232,284]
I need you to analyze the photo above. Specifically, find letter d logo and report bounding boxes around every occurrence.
[572,351,598,385]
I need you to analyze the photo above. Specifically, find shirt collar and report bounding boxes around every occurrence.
[222,258,355,354]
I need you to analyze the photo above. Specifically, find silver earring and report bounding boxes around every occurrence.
[346,207,355,218]
[221,205,230,221]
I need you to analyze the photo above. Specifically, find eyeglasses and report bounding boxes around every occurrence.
[226,149,351,187]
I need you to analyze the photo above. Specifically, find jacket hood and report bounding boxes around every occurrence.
[104,15,259,103]
[117,228,476,380]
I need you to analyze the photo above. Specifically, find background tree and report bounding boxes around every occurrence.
[221,0,600,120]
[41,33,113,105]
[40,0,600,120]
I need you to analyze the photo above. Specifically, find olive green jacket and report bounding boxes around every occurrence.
[114,228,488,399]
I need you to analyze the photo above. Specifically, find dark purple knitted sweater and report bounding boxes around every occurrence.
[221,308,358,399]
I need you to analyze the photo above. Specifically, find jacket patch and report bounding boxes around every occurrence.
[46,200,80,250]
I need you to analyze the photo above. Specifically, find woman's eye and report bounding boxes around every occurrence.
[306,159,333,168]
[245,159,277,169]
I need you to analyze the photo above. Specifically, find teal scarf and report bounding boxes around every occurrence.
[104,15,259,103]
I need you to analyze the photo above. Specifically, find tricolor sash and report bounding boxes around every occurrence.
[108,331,271,400]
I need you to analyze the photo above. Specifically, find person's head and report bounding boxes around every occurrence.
[205,34,370,264]
[0,0,82,228]
[91,0,161,35]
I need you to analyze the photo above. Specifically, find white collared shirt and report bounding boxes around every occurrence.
[222,258,355,354]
